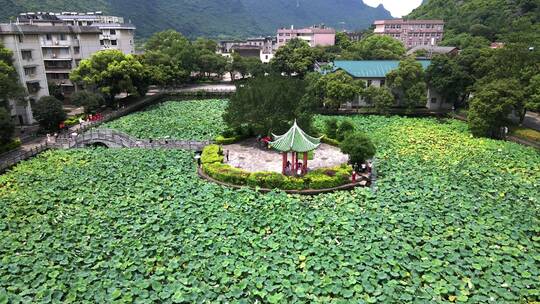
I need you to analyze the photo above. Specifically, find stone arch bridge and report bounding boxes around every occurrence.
[54,128,211,151]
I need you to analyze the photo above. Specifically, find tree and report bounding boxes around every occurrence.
[71,91,105,114]
[70,50,150,104]
[343,35,405,60]
[270,39,315,77]
[363,86,395,114]
[426,55,472,106]
[32,96,67,132]
[468,79,523,138]
[525,74,540,114]
[340,132,376,166]
[0,107,14,145]
[386,58,427,112]
[336,120,355,141]
[223,75,309,135]
[335,32,352,50]
[304,70,365,110]
[142,30,194,87]
[0,45,24,109]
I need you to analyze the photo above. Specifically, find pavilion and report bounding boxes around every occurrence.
[269,120,322,175]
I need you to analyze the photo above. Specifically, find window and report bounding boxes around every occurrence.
[367,80,372,87]
[110,29,116,35]
[380,80,386,87]
[26,82,40,93]
[74,47,80,54]
[21,50,32,60]
[431,97,438,103]
[24,67,36,76]
[111,40,117,46]
[46,34,52,41]
[278,39,283,42]
[60,34,66,41]
[18,35,23,43]
[100,40,104,46]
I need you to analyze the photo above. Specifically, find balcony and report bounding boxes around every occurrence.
[41,40,72,48]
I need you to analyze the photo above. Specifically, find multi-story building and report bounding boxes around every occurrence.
[0,23,101,124]
[276,25,335,49]
[218,36,276,63]
[373,19,444,49]
[0,12,134,125]
[17,12,136,54]
[54,13,135,54]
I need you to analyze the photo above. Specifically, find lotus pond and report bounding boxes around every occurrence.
[0,114,539,303]
[101,99,227,140]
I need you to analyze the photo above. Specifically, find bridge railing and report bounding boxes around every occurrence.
[0,143,50,173]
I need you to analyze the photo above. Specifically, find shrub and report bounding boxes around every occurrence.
[71,91,105,114]
[0,107,14,145]
[0,138,21,154]
[340,132,376,166]
[201,144,224,164]
[511,127,540,143]
[322,136,340,147]
[215,134,246,145]
[324,118,338,139]
[32,96,67,132]
[336,120,355,141]
[203,163,249,185]
[247,172,285,189]
[282,177,306,190]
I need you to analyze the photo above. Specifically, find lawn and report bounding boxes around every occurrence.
[101,99,228,141]
[0,115,538,303]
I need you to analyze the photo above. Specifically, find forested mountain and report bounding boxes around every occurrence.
[409,0,540,42]
[0,0,391,38]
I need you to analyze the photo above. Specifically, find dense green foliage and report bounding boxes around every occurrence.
[102,99,227,140]
[468,79,524,138]
[224,76,310,135]
[0,44,23,110]
[70,50,150,103]
[387,58,427,112]
[362,86,395,114]
[270,39,315,77]
[31,96,67,132]
[1,114,538,302]
[425,55,472,106]
[70,91,105,115]
[0,0,391,38]
[341,35,406,60]
[409,0,540,43]
[0,107,14,145]
[303,71,365,110]
[339,132,376,165]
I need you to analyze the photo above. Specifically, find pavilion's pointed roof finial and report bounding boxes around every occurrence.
[269,120,322,153]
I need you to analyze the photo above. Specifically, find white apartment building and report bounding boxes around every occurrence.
[0,23,101,124]
[0,12,135,125]
[54,13,135,54]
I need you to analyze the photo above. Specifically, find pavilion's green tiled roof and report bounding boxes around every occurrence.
[269,120,321,153]
[333,60,431,78]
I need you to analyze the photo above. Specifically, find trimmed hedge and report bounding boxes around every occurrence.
[511,127,540,143]
[201,145,353,190]
[321,135,341,147]
[0,138,22,154]
[215,135,244,145]
[201,144,224,164]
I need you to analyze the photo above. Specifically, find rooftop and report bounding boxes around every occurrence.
[333,60,432,78]
[406,45,459,55]
[270,121,321,153]
[374,19,444,25]
[0,24,101,35]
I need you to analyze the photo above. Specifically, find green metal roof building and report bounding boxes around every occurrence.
[333,60,432,79]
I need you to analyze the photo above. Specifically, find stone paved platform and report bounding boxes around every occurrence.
[223,139,349,173]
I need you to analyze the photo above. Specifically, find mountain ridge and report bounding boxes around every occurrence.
[0,0,392,39]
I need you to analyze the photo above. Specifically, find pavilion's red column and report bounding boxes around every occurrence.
[303,152,308,173]
[282,152,287,175]
[291,152,296,172]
